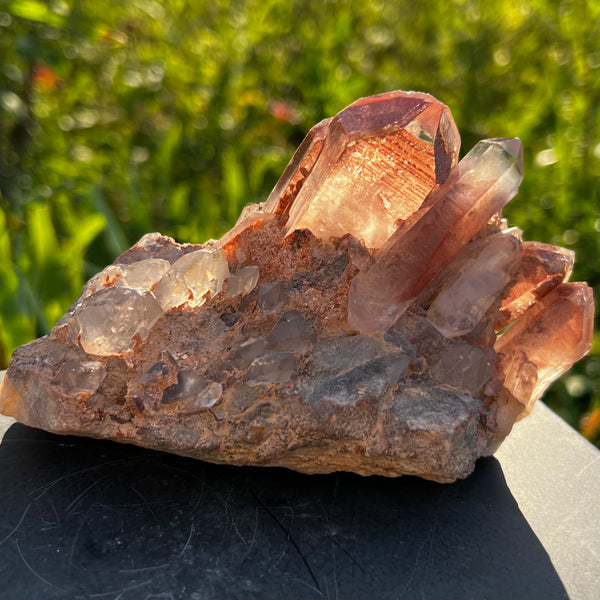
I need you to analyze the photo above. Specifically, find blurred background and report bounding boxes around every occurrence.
[0,0,598,444]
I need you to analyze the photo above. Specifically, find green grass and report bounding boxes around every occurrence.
[0,0,598,443]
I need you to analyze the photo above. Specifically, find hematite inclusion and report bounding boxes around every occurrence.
[0,91,593,482]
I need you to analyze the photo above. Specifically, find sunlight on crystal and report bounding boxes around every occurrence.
[427,234,521,338]
[348,137,524,335]
[74,287,163,355]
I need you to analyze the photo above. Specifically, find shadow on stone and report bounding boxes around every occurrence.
[0,423,568,600]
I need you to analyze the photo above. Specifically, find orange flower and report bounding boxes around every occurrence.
[581,407,600,441]
[268,100,301,125]
[33,64,60,92]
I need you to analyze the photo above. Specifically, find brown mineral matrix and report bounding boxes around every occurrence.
[0,91,594,483]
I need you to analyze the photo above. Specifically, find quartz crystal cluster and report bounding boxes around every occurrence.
[0,91,593,482]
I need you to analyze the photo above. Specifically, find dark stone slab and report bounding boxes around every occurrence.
[0,402,597,600]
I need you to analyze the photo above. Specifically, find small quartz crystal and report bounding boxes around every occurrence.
[494,242,575,331]
[72,287,163,356]
[140,351,178,385]
[179,382,223,414]
[228,336,271,370]
[267,311,316,353]
[430,344,491,394]
[426,233,521,338]
[81,265,124,298]
[116,258,171,291]
[163,370,208,404]
[154,249,230,310]
[52,359,105,395]
[245,351,297,386]
[494,282,593,411]
[257,281,285,313]
[225,265,260,297]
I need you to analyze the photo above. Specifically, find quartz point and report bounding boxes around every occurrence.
[494,241,575,331]
[0,91,594,483]
[153,248,230,310]
[257,281,285,313]
[426,233,521,338]
[281,91,460,248]
[494,283,593,410]
[225,265,260,297]
[71,287,163,356]
[244,351,297,386]
[347,137,524,335]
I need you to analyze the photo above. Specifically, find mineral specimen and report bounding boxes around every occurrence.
[0,91,594,482]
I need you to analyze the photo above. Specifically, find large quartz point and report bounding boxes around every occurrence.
[0,91,593,483]
[280,91,460,249]
[347,138,524,334]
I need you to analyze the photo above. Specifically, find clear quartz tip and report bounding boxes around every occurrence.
[483,137,523,174]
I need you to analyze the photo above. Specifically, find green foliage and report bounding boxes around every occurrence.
[0,0,598,441]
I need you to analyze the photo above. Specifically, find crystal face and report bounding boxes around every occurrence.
[154,248,230,309]
[494,283,593,408]
[52,359,105,396]
[0,90,594,483]
[244,351,297,386]
[494,241,575,331]
[226,265,260,297]
[162,370,222,412]
[257,281,285,313]
[281,91,460,248]
[266,311,316,353]
[426,233,521,338]
[72,287,163,356]
[347,138,525,335]
[306,336,411,406]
